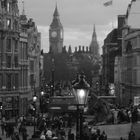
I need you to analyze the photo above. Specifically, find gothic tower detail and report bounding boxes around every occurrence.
[89,24,99,56]
[49,5,63,54]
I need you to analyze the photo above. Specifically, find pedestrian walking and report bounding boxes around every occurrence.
[128,130,135,140]
[22,128,28,140]
[1,122,5,135]
[99,131,107,140]
[68,129,74,140]
[14,132,20,140]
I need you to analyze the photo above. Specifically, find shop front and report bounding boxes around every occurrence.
[1,96,19,120]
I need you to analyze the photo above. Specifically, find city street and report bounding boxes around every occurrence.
[1,0,140,140]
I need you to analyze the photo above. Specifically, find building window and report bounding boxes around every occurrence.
[30,60,34,72]
[125,41,132,53]
[126,56,132,69]
[0,74,3,90]
[133,69,137,85]
[7,19,11,29]
[20,42,23,59]
[23,42,28,60]
[137,56,140,66]
[30,74,34,87]
[131,38,137,48]
[15,74,18,89]
[13,20,18,30]
[6,74,12,91]
[133,56,137,67]
[0,54,1,68]
[13,39,18,52]
[137,70,140,85]
[14,56,18,67]
[126,70,132,84]
[6,38,11,52]
[0,17,2,27]
[7,2,10,12]
[6,55,11,68]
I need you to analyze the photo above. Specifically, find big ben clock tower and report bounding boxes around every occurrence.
[49,5,64,54]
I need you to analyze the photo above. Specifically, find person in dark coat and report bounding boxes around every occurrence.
[22,128,28,140]
[99,131,107,140]
[15,132,20,140]
[1,123,5,135]
[128,130,135,140]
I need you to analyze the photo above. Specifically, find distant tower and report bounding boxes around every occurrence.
[89,24,99,56]
[68,45,72,54]
[49,4,64,54]
[19,0,27,24]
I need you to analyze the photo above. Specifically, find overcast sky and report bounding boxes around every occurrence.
[18,0,131,53]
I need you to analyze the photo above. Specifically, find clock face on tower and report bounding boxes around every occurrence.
[51,31,57,38]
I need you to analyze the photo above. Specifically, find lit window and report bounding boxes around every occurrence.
[7,2,10,12]
[7,19,11,29]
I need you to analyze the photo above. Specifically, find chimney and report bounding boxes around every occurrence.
[79,45,81,52]
[75,47,77,53]
[82,46,85,52]
[86,46,89,52]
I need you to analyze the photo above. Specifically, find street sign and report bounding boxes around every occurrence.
[134,96,140,106]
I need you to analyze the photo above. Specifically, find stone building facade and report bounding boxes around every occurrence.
[0,0,20,119]
[0,0,41,118]
[114,0,140,106]
[121,28,140,105]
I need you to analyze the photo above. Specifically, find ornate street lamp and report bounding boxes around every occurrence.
[72,74,90,140]
[51,58,55,96]
[73,74,90,106]
[40,91,45,116]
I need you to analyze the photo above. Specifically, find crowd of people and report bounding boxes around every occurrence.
[0,113,109,140]
[1,104,140,140]
[109,105,140,124]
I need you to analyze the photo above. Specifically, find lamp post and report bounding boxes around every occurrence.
[40,91,45,116]
[72,74,90,140]
[33,95,37,134]
[51,58,55,96]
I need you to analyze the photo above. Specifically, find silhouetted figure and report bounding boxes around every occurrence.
[22,128,28,140]
[129,131,135,140]
[1,123,5,135]
[132,107,138,123]
[99,131,107,140]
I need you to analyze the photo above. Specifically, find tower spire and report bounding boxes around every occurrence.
[22,0,25,15]
[53,2,59,17]
[93,24,95,33]
[89,24,99,56]
[92,24,97,39]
